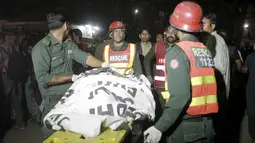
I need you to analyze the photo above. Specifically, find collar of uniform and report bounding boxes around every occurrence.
[180,34,199,42]
[110,41,128,49]
[47,33,71,46]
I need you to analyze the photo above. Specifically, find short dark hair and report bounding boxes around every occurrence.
[205,13,217,25]
[71,29,82,37]
[156,33,163,37]
[47,8,70,30]
[139,27,150,35]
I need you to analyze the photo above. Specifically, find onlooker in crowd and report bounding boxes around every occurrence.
[136,28,155,74]
[7,38,29,129]
[156,33,164,43]
[203,13,230,143]
[203,13,230,100]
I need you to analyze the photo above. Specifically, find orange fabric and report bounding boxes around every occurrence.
[175,41,218,115]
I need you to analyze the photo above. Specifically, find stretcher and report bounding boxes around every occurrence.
[43,129,127,143]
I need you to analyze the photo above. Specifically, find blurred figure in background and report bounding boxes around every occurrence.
[24,37,42,124]
[156,33,164,43]
[243,42,255,143]
[7,38,30,129]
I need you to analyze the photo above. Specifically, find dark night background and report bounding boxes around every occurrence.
[0,0,254,42]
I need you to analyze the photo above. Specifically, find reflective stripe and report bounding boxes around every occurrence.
[156,65,165,70]
[191,76,216,86]
[154,76,165,81]
[165,82,168,90]
[189,95,217,107]
[104,45,110,63]
[128,44,136,68]
[161,91,170,101]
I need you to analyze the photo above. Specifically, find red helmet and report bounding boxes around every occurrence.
[169,1,203,32]
[109,21,125,32]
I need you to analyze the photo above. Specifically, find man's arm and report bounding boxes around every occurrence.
[143,46,155,77]
[235,60,242,73]
[48,75,72,86]
[133,53,143,76]
[32,44,72,88]
[70,43,103,68]
[213,37,229,76]
[154,47,191,132]
[233,50,243,72]
[243,54,251,73]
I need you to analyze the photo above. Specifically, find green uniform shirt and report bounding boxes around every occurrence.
[32,33,91,96]
[154,35,200,133]
[143,42,172,77]
[94,41,143,76]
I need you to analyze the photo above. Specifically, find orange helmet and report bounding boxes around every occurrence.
[169,1,203,32]
[109,21,125,32]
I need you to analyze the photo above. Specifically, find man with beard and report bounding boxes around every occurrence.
[143,26,179,112]
[32,9,113,139]
[94,21,142,76]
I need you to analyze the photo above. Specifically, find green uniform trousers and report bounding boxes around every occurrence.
[165,117,215,143]
[41,94,63,140]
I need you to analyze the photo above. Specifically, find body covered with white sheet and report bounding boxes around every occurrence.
[43,72,155,138]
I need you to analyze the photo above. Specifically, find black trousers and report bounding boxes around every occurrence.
[247,81,255,140]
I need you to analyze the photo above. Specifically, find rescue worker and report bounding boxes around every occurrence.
[144,26,178,110]
[32,9,115,140]
[94,21,143,76]
[144,2,218,143]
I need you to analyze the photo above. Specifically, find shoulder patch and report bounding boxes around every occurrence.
[170,59,179,69]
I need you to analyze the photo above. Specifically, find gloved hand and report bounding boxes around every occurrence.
[72,73,84,82]
[144,126,162,143]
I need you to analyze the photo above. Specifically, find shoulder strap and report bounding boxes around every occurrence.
[104,44,110,63]
[128,43,136,68]
[41,36,52,60]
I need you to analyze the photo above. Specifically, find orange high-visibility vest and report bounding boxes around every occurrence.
[104,43,136,75]
[162,41,218,116]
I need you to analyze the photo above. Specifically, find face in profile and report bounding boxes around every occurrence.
[202,18,213,33]
[166,26,178,43]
